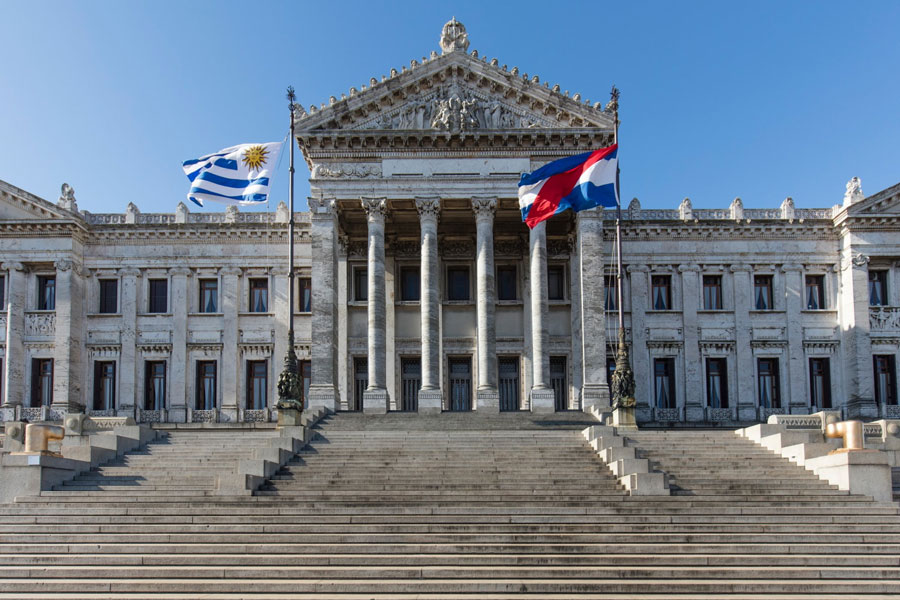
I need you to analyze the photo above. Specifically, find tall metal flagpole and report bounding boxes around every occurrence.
[277,86,303,414]
[608,85,636,414]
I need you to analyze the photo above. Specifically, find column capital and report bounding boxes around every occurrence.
[361,197,388,222]
[220,266,243,277]
[471,196,497,220]
[415,197,441,221]
[54,259,74,272]
[118,267,141,278]
[626,264,649,274]
[168,267,192,277]
[781,262,803,273]
[270,265,290,276]
[309,196,337,216]
[1,261,24,272]
[841,253,870,271]
[678,263,700,273]
[730,263,752,273]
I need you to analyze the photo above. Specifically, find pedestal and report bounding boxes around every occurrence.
[611,407,638,429]
[476,389,500,413]
[277,408,303,428]
[530,388,556,413]
[363,388,389,414]
[805,450,892,503]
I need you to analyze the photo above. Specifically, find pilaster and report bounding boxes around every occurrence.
[362,197,389,414]
[220,266,241,422]
[472,196,499,412]
[308,198,340,412]
[169,267,191,421]
[415,197,442,413]
[577,209,610,411]
[52,259,84,414]
[271,265,290,414]
[118,268,140,418]
[529,222,555,412]
[782,263,808,414]
[679,264,703,421]
[629,265,651,422]
[731,264,756,421]
[2,263,25,412]
[839,251,877,418]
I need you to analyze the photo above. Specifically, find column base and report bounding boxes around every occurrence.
[737,405,759,422]
[530,387,556,413]
[218,408,238,423]
[418,388,443,414]
[685,406,706,422]
[363,388,389,414]
[846,396,879,420]
[582,384,610,413]
[165,407,188,423]
[611,407,638,429]
[0,406,19,422]
[476,388,500,413]
[308,384,339,412]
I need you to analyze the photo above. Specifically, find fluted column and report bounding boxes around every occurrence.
[362,197,389,414]
[2,263,25,414]
[416,197,442,413]
[472,197,499,412]
[529,222,555,412]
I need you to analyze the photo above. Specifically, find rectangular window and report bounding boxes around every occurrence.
[93,361,116,411]
[498,357,520,412]
[0,275,6,309]
[869,270,888,306]
[754,275,774,310]
[148,279,167,313]
[400,266,420,302]
[38,276,56,310]
[199,279,218,313]
[757,358,781,409]
[547,265,565,301]
[400,357,420,411]
[550,356,567,411]
[249,278,268,312]
[299,359,311,406]
[874,355,897,405]
[702,275,723,310]
[447,266,470,301]
[298,277,312,312]
[352,357,367,411]
[246,360,267,410]
[98,279,118,314]
[805,275,825,310]
[604,276,618,311]
[497,265,517,301]
[144,361,166,411]
[30,358,53,407]
[809,357,832,410]
[353,267,368,302]
[705,357,728,409]
[195,361,217,410]
[651,275,671,310]
[653,358,676,409]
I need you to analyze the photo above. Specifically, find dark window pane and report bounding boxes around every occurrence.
[869,271,888,306]
[653,358,676,409]
[354,268,367,302]
[352,357,367,411]
[38,276,56,310]
[706,358,728,408]
[0,275,5,309]
[400,267,420,302]
[200,279,218,313]
[196,361,217,410]
[498,357,520,411]
[145,361,166,411]
[497,266,517,301]
[250,279,268,312]
[298,278,312,312]
[93,361,116,411]
[447,267,470,301]
[604,276,617,310]
[99,279,118,314]
[754,275,773,310]
[148,279,167,313]
[31,358,53,407]
[246,360,267,410]
[549,356,567,411]
[874,355,898,405]
[400,357,421,411]
[805,275,825,310]
[757,358,780,408]
[809,357,831,410]
[703,275,723,310]
[299,360,311,406]
[547,266,565,301]
[651,276,671,310]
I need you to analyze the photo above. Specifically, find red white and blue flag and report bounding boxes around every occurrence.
[518,144,618,228]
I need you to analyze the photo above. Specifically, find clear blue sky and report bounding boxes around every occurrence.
[1,1,898,213]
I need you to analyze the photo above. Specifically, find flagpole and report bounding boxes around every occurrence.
[608,85,636,418]
[277,86,303,417]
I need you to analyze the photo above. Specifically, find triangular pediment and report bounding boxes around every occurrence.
[847,181,900,216]
[0,179,80,221]
[293,49,615,134]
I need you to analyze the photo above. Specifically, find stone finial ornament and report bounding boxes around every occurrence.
[780,197,795,220]
[225,205,238,223]
[843,176,863,206]
[58,183,79,212]
[175,201,189,224]
[125,202,140,224]
[440,17,470,54]
[679,197,693,221]
[730,197,744,221]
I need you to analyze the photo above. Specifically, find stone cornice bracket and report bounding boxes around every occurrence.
[729,263,752,273]
[361,197,389,222]
[415,197,441,222]
[626,264,649,274]
[781,262,803,273]
[309,196,337,216]
[220,266,243,277]
[168,267,192,277]
[840,253,870,271]
[471,196,497,220]
[118,267,141,278]
[677,263,700,273]
[1,262,25,272]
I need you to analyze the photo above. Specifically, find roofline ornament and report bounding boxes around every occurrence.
[440,17,469,54]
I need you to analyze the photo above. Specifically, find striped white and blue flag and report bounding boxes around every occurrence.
[182,141,283,207]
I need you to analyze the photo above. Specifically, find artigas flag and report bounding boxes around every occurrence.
[182,142,283,207]
[517,144,618,228]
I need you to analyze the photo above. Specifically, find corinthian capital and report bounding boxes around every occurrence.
[361,197,388,221]
[471,196,497,219]
[415,197,441,221]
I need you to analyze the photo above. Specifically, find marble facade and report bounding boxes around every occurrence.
[1,20,900,425]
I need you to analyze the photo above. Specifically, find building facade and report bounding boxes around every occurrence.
[1,20,899,425]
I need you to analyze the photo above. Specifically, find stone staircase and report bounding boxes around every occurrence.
[0,413,899,598]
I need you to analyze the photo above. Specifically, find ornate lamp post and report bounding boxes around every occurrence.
[276,86,303,425]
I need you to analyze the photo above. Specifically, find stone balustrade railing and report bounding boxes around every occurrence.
[85,212,311,226]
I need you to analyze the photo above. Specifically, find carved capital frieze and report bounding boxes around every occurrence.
[471,196,497,220]
[361,197,388,222]
[415,197,441,222]
[168,267,192,277]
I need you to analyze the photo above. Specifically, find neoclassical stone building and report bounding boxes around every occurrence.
[1,20,899,425]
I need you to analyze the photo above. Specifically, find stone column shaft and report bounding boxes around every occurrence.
[362,197,389,414]
[473,197,499,412]
[117,269,139,418]
[577,209,610,412]
[783,264,807,414]
[680,264,702,421]
[839,250,877,418]
[416,197,442,413]
[629,266,651,422]
[168,268,190,421]
[220,268,240,421]
[731,265,755,420]
[308,198,340,411]
[529,222,555,412]
[2,263,25,411]
[52,259,83,414]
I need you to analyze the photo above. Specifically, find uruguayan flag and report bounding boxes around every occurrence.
[182,142,283,207]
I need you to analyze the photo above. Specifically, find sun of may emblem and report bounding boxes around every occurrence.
[242,145,269,170]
